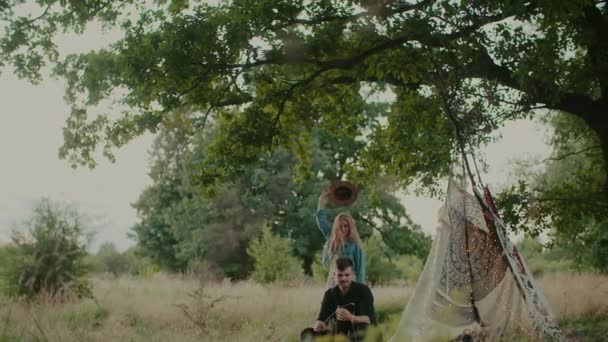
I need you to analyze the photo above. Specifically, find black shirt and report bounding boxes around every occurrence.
[317,282,377,335]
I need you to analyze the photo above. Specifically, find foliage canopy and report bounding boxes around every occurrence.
[131,121,431,277]
[3,0,606,193]
[499,113,608,271]
[2,0,607,270]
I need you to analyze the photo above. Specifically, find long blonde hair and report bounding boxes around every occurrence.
[329,213,363,254]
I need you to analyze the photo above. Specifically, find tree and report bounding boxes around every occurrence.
[6,0,605,267]
[363,235,400,286]
[1,198,91,300]
[499,113,608,272]
[514,237,578,276]
[131,118,429,277]
[2,1,607,194]
[131,121,300,276]
[92,241,141,276]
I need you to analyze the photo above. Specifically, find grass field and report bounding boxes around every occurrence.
[0,272,607,341]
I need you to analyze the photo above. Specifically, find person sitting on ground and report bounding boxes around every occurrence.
[300,257,376,341]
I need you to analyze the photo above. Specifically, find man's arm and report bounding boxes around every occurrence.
[316,290,334,324]
[359,286,377,325]
[336,308,371,324]
[352,314,371,324]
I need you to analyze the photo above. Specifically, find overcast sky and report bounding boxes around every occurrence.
[0,21,554,251]
[0,70,154,250]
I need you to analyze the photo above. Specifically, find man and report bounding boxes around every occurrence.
[301,257,377,341]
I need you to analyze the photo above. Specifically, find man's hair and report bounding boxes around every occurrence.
[335,257,354,271]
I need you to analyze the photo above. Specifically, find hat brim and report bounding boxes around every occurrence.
[328,181,358,207]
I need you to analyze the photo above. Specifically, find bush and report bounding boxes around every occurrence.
[88,244,160,277]
[91,242,130,276]
[1,198,92,300]
[0,245,21,295]
[516,237,578,276]
[186,259,225,283]
[394,254,424,283]
[124,247,161,277]
[311,250,328,284]
[364,235,400,285]
[247,226,303,283]
[90,242,147,277]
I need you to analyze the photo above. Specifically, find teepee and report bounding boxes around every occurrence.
[389,178,567,341]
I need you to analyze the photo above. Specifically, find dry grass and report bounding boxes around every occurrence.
[0,274,410,342]
[540,272,608,318]
[0,272,606,341]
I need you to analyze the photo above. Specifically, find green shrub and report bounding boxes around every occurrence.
[88,244,160,277]
[1,198,92,300]
[247,226,303,283]
[364,235,400,285]
[92,242,145,276]
[62,302,109,331]
[394,254,424,283]
[0,245,21,295]
[516,237,578,276]
[92,242,130,276]
[139,262,161,277]
[559,312,608,341]
[311,250,328,283]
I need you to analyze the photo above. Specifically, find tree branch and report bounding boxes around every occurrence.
[516,145,601,167]
[269,11,369,31]
[272,67,329,132]
[551,93,606,125]
[465,45,519,90]
[18,4,50,25]
[192,73,241,135]
[581,3,608,97]
[466,43,606,126]
[203,10,501,82]
[327,74,421,89]
[267,0,435,31]
[534,192,608,204]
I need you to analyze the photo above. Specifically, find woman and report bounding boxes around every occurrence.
[316,190,366,284]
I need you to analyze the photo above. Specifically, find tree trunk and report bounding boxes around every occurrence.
[556,96,608,197]
[585,109,608,196]
[597,128,608,195]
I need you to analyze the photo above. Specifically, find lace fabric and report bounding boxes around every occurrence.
[389,179,567,341]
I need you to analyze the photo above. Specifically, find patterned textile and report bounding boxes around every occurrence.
[389,179,567,341]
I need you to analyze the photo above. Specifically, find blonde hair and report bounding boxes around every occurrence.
[329,212,363,254]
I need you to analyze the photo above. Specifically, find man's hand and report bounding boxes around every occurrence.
[336,308,354,323]
[313,320,328,332]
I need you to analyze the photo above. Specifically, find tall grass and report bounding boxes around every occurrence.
[0,272,606,341]
[540,273,608,317]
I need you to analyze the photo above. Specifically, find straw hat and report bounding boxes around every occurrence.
[328,181,358,207]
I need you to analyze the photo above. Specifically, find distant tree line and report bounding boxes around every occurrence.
[130,119,431,281]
